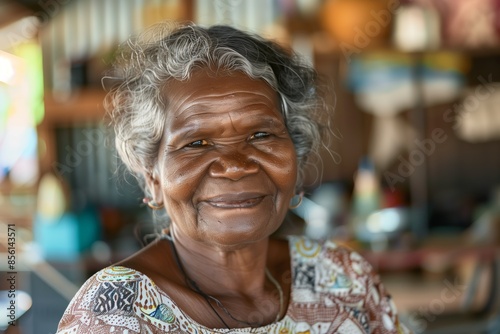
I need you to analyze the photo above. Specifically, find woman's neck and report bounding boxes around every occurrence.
[170,225,270,298]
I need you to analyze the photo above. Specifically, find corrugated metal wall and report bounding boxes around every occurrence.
[40,0,278,91]
[41,0,144,92]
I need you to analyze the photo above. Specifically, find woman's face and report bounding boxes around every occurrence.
[148,69,297,248]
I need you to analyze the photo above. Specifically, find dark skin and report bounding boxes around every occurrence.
[120,69,296,328]
[121,236,292,328]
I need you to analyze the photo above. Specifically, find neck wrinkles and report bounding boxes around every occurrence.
[169,225,270,297]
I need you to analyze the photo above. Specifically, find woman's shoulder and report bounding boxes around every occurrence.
[288,235,372,272]
[56,265,184,333]
[287,236,412,333]
[288,235,377,297]
[59,265,150,314]
[88,265,156,290]
[84,266,168,316]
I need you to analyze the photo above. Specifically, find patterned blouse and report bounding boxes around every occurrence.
[56,236,411,333]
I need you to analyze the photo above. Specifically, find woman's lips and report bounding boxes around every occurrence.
[203,193,266,209]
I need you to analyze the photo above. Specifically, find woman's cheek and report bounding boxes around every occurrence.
[163,154,210,198]
[259,143,297,184]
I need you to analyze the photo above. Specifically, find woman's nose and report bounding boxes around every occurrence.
[209,150,259,180]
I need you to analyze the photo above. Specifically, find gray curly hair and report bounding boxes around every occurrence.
[106,22,324,195]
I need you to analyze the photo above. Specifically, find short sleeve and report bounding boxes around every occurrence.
[359,254,412,334]
[56,267,155,334]
[289,236,412,333]
[56,271,102,333]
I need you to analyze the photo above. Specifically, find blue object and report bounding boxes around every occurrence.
[34,209,101,261]
[346,54,465,94]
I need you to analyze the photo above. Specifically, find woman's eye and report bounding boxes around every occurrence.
[186,139,209,148]
[250,132,270,140]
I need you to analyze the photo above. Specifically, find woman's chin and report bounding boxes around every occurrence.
[196,218,276,249]
[192,198,280,246]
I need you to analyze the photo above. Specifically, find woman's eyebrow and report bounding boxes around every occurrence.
[166,124,204,143]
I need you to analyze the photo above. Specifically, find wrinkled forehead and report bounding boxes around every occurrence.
[161,68,281,117]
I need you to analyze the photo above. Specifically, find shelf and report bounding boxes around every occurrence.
[38,88,108,175]
[42,88,107,125]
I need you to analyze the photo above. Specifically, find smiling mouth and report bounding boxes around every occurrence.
[204,193,266,209]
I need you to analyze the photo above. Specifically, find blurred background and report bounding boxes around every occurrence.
[0,0,499,333]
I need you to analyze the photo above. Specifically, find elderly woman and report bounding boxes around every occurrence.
[56,23,410,334]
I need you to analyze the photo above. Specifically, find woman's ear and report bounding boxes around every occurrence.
[143,170,163,205]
